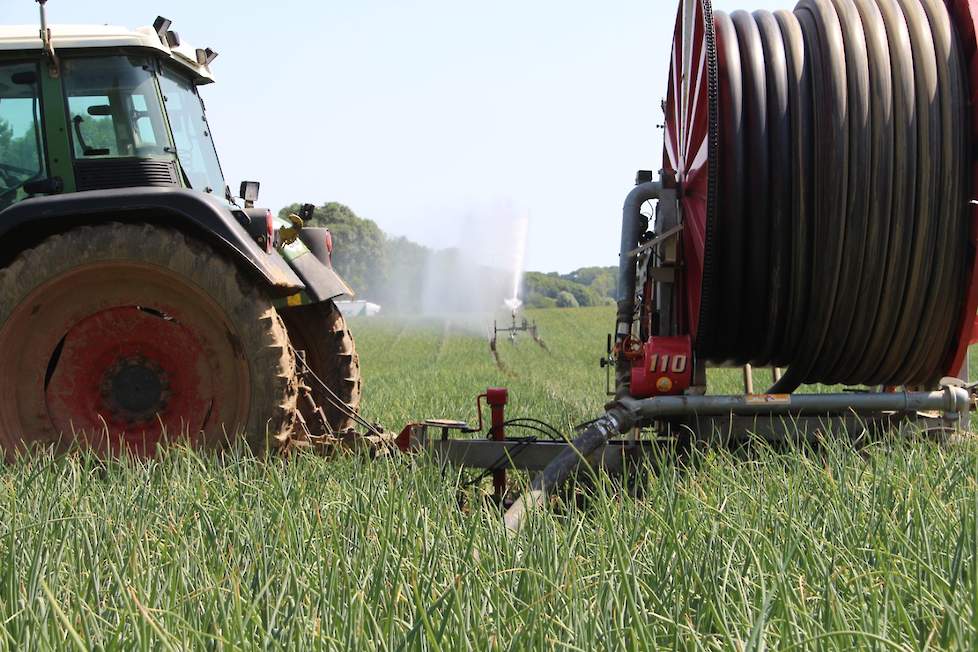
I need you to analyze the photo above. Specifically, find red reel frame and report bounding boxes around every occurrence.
[945,0,978,377]
[663,0,716,343]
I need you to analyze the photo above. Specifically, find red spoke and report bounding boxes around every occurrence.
[684,41,708,161]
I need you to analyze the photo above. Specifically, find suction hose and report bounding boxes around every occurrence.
[691,0,970,392]
[503,407,633,533]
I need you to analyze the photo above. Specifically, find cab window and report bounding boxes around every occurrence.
[0,62,45,210]
[158,68,226,197]
[62,56,171,159]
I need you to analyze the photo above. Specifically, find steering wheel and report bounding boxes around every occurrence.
[0,162,36,177]
[0,162,36,188]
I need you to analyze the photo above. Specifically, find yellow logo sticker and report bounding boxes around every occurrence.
[745,394,791,406]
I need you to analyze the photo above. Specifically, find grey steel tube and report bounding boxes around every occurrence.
[501,386,969,533]
[618,387,971,419]
[616,180,661,396]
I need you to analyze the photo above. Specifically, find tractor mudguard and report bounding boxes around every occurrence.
[246,213,354,302]
[0,187,305,296]
[286,247,354,302]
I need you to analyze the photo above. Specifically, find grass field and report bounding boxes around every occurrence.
[2,306,978,649]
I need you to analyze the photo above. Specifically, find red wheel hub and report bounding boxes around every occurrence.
[44,306,213,455]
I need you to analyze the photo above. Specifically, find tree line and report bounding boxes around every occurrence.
[279,202,617,311]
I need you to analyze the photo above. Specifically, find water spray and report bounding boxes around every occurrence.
[507,215,529,310]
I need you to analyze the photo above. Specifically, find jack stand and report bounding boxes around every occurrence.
[485,388,509,503]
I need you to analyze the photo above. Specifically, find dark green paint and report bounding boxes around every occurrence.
[38,62,75,193]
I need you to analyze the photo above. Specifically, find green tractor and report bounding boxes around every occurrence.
[0,6,361,457]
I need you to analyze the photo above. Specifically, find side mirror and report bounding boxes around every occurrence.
[239,181,260,208]
[24,177,63,196]
[87,104,112,116]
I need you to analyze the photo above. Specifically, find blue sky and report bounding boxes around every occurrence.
[6,0,782,272]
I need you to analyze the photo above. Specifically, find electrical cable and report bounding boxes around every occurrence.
[461,419,569,489]
[292,347,384,437]
[500,418,565,441]
[461,436,539,490]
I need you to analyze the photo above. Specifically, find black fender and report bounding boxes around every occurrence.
[289,247,355,302]
[0,188,307,296]
[295,227,355,301]
[240,212,354,302]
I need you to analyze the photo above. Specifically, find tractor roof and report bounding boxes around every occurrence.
[0,24,215,83]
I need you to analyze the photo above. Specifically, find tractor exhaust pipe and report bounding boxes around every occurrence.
[616,178,661,398]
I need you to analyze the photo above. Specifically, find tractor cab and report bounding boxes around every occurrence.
[0,21,224,210]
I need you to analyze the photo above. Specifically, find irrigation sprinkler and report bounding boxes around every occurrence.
[489,304,548,368]
[490,313,544,350]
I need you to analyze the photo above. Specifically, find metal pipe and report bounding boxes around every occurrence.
[36,0,60,78]
[616,180,661,397]
[37,0,50,43]
[958,357,971,431]
[502,386,970,534]
[743,365,754,394]
[618,387,971,420]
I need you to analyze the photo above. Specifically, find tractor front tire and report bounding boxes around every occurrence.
[0,223,298,458]
[280,301,362,432]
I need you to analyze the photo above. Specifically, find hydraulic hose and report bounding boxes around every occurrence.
[693,0,970,392]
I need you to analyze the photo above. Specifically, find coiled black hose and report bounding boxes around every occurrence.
[695,0,971,392]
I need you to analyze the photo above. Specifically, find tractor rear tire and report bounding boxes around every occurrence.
[280,301,361,432]
[0,223,298,458]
